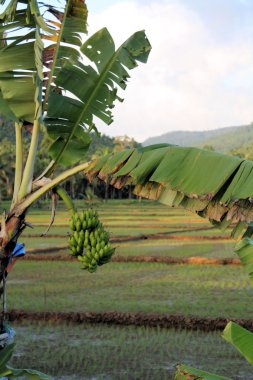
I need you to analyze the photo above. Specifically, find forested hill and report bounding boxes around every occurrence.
[2,114,253,155]
[143,124,253,153]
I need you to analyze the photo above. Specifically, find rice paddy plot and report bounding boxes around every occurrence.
[7,261,253,318]
[23,201,231,243]
[21,234,235,261]
[22,225,69,237]
[10,322,253,380]
[116,240,235,259]
[22,237,66,249]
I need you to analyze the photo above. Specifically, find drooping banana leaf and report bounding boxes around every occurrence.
[0,343,50,379]
[83,144,253,274]
[84,144,253,226]
[45,27,151,165]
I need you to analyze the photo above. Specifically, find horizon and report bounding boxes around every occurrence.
[142,122,253,142]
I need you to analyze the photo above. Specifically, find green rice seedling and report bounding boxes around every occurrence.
[10,322,253,379]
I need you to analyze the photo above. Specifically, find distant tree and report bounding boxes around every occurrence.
[203,144,215,151]
[230,144,253,160]
[0,126,140,200]
[113,135,141,151]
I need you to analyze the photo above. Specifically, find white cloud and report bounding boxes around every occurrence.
[87,0,253,142]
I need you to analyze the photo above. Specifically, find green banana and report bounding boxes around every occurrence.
[68,207,115,272]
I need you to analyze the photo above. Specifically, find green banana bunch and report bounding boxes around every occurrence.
[68,208,115,273]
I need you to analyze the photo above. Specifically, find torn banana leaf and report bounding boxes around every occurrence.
[84,144,253,227]
[84,144,253,274]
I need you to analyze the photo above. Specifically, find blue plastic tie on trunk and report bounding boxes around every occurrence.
[12,242,25,258]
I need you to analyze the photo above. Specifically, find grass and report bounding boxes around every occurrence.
[10,322,253,380]
[8,261,253,318]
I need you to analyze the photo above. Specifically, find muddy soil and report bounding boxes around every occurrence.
[6,310,253,332]
[23,253,241,266]
[22,226,220,240]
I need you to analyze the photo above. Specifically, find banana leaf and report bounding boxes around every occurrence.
[0,0,87,126]
[45,27,151,165]
[84,144,253,272]
[0,343,50,379]
[43,0,88,105]
[223,322,253,365]
[174,364,231,380]
[0,7,37,122]
[84,144,253,226]
[175,321,253,379]
[0,1,151,167]
[234,238,253,278]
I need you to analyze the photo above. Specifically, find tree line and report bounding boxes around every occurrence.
[0,115,141,201]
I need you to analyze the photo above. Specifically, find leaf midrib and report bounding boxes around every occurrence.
[53,36,124,165]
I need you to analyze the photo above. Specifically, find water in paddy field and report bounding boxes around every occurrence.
[8,322,253,380]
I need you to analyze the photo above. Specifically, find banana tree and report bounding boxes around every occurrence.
[0,0,151,375]
[0,0,151,273]
[83,143,253,378]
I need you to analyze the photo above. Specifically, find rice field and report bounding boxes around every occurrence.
[8,261,252,318]
[5,199,253,379]
[21,199,234,258]
[10,322,253,380]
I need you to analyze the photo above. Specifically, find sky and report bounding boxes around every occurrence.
[1,0,253,142]
[84,0,253,142]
